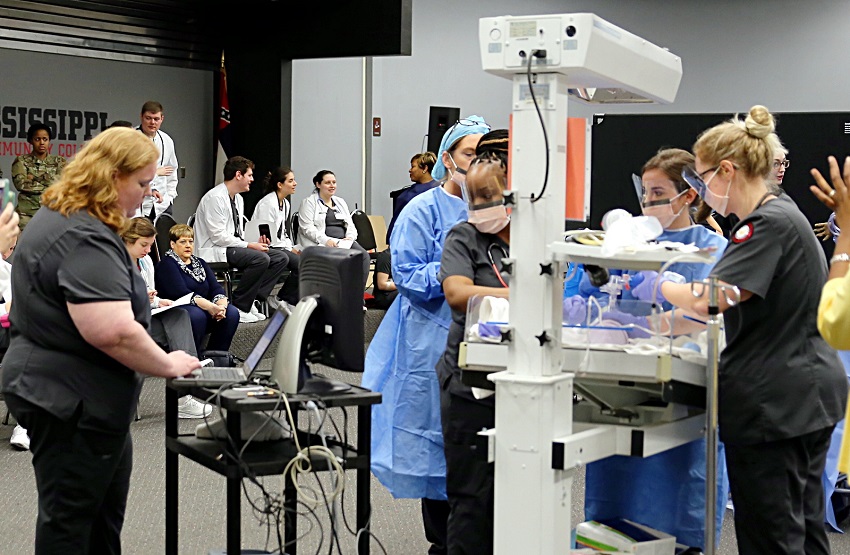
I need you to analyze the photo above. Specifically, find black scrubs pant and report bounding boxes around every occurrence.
[226,246,289,313]
[440,387,495,555]
[421,497,450,554]
[5,394,133,555]
[272,247,301,306]
[725,426,834,555]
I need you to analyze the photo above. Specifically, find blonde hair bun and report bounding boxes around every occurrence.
[744,105,775,140]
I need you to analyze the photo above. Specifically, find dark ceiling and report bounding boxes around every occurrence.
[0,0,412,70]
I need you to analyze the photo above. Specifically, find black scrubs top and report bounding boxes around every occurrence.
[711,194,847,445]
[324,204,347,240]
[372,249,396,307]
[436,222,509,402]
[1,208,150,433]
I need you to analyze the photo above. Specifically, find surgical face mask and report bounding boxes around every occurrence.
[469,201,509,234]
[682,166,733,217]
[641,190,688,229]
[447,153,469,202]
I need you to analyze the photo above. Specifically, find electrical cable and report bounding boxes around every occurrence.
[306,401,343,555]
[196,382,290,554]
[526,49,550,203]
[193,380,379,553]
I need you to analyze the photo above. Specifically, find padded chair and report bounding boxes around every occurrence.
[351,210,379,289]
[155,213,178,261]
[351,209,377,257]
[368,215,388,253]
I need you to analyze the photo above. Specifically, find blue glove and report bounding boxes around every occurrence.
[563,295,587,325]
[630,270,685,304]
[601,309,652,339]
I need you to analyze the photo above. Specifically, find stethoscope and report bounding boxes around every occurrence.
[155,130,165,165]
[278,196,291,239]
[487,243,509,288]
[137,127,165,165]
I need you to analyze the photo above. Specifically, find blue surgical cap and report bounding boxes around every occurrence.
[431,115,490,180]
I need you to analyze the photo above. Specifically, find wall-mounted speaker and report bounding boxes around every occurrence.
[426,106,460,155]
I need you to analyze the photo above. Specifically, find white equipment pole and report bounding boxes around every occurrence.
[490,72,573,554]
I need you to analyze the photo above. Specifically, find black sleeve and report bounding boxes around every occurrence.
[375,250,392,277]
[711,212,781,299]
[58,236,132,303]
[438,224,477,284]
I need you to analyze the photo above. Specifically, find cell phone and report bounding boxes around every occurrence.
[0,179,16,210]
[258,223,271,239]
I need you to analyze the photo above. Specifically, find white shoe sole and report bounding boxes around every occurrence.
[10,435,29,450]
[178,411,211,419]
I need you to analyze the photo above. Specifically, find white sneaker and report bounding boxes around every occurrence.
[726,494,734,511]
[238,308,259,323]
[250,301,267,321]
[10,424,29,450]
[177,396,213,419]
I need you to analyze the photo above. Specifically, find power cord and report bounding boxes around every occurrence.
[197,383,292,554]
[194,382,383,553]
[524,48,550,203]
[306,400,344,555]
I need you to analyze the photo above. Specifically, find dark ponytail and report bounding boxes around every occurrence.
[264,166,293,195]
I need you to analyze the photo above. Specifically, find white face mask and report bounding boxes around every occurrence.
[702,167,733,217]
[641,190,688,228]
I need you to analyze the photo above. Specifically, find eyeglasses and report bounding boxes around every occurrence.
[773,159,790,170]
[696,166,719,179]
[453,118,491,131]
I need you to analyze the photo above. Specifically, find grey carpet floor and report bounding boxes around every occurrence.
[1,314,850,554]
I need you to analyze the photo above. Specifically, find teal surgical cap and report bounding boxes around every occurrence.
[431,115,490,180]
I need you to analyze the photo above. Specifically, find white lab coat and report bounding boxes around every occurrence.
[194,183,248,262]
[297,191,357,248]
[139,128,179,218]
[252,192,296,250]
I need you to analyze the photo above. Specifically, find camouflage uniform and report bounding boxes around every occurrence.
[11,153,67,230]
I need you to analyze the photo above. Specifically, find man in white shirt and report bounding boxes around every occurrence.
[194,156,289,323]
[137,100,178,219]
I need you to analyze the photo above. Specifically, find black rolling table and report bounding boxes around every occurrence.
[164,381,381,555]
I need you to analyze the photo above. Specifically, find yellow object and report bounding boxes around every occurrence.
[818,276,850,349]
[567,229,605,246]
[840,401,850,475]
[818,275,850,473]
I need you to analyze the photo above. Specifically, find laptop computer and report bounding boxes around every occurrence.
[172,306,287,387]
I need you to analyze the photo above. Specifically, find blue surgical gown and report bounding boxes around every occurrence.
[361,186,466,500]
[582,224,730,550]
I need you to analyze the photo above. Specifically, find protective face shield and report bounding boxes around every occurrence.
[682,166,732,217]
[447,153,469,202]
[468,199,509,234]
[631,174,644,206]
[641,189,688,229]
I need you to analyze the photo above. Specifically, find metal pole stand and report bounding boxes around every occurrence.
[703,277,721,555]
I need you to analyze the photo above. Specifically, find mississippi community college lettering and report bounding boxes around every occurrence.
[1,106,109,141]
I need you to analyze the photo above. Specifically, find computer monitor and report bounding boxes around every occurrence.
[272,246,366,394]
